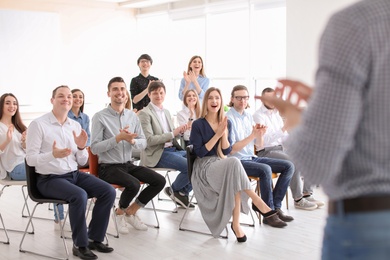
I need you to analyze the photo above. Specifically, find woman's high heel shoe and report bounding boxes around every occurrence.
[230,224,247,243]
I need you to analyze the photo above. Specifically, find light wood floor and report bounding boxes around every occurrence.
[0,182,327,260]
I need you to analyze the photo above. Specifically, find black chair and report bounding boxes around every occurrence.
[19,160,69,260]
[178,145,228,238]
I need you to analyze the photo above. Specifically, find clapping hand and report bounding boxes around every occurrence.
[73,130,88,149]
[256,79,313,130]
[52,141,71,158]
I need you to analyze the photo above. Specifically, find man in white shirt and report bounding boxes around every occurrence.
[26,85,116,260]
[253,87,323,210]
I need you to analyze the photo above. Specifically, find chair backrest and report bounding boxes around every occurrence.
[24,160,49,203]
[87,147,99,177]
[186,145,197,183]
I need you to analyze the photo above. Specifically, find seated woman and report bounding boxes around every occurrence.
[190,87,286,242]
[0,93,27,181]
[176,89,201,147]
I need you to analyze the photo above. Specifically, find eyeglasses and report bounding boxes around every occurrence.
[234,96,249,101]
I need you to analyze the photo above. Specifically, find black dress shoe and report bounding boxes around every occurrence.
[89,241,114,253]
[275,208,294,222]
[230,224,247,243]
[73,245,98,260]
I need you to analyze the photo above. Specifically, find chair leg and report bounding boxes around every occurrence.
[19,203,69,260]
[108,206,120,238]
[154,170,178,213]
[0,213,10,244]
[179,194,228,239]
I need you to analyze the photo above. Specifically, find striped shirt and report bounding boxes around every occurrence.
[285,0,390,200]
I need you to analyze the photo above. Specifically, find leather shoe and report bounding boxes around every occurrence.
[263,213,287,228]
[230,224,247,243]
[72,245,97,260]
[276,208,294,222]
[89,241,114,253]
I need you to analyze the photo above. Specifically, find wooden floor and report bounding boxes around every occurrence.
[0,182,327,260]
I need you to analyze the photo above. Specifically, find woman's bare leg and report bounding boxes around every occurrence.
[232,192,245,237]
[244,189,272,213]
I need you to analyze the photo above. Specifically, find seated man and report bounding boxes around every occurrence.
[253,87,324,210]
[226,85,295,226]
[26,85,116,260]
[91,77,165,233]
[138,81,193,208]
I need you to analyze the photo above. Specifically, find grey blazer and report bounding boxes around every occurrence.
[138,103,182,167]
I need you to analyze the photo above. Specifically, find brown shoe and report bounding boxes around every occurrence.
[263,213,287,228]
[276,208,294,222]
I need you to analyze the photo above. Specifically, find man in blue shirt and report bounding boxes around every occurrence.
[226,85,294,226]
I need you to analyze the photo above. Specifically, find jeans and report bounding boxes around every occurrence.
[54,203,64,221]
[99,161,166,208]
[155,147,192,196]
[257,146,313,200]
[37,171,116,247]
[8,163,26,180]
[241,156,294,209]
[322,209,390,260]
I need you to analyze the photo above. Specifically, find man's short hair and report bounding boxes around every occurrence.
[137,54,153,65]
[107,77,126,90]
[52,85,70,98]
[148,81,165,94]
[262,87,275,95]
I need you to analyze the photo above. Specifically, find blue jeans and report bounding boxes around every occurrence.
[37,171,116,247]
[9,163,26,180]
[54,204,64,221]
[241,157,294,209]
[323,209,390,260]
[155,147,192,196]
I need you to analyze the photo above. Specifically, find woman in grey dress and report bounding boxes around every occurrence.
[190,87,285,242]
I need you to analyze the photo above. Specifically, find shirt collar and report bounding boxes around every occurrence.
[230,107,249,118]
[260,104,277,115]
[49,111,71,125]
[150,102,164,113]
[107,104,126,117]
[68,110,83,119]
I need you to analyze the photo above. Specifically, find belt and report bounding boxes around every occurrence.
[328,195,390,215]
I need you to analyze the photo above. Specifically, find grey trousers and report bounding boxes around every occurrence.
[257,145,313,200]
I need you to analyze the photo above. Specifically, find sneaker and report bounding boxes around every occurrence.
[113,213,129,234]
[125,214,148,231]
[304,195,325,207]
[54,220,71,232]
[164,187,195,208]
[294,198,318,210]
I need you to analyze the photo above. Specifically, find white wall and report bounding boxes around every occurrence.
[0,0,137,124]
[286,0,359,85]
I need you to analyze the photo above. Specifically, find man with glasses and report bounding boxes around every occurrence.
[253,87,324,211]
[226,85,294,227]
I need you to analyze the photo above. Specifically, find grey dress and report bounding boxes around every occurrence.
[190,118,251,237]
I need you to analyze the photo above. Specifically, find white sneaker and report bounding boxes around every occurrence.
[304,195,325,207]
[125,214,148,231]
[54,220,71,232]
[113,213,129,234]
[294,198,318,210]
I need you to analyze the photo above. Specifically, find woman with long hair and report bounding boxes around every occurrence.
[0,93,27,180]
[68,89,91,147]
[190,87,285,242]
[176,89,201,147]
[178,55,210,103]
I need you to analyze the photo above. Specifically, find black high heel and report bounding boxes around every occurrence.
[230,224,247,243]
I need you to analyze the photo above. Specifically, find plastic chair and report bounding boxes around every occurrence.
[0,176,33,243]
[20,160,69,260]
[179,145,228,238]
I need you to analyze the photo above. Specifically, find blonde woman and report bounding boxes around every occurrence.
[176,89,201,147]
[190,87,285,242]
[178,55,209,103]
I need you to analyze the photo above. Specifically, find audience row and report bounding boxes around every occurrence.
[0,73,324,259]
